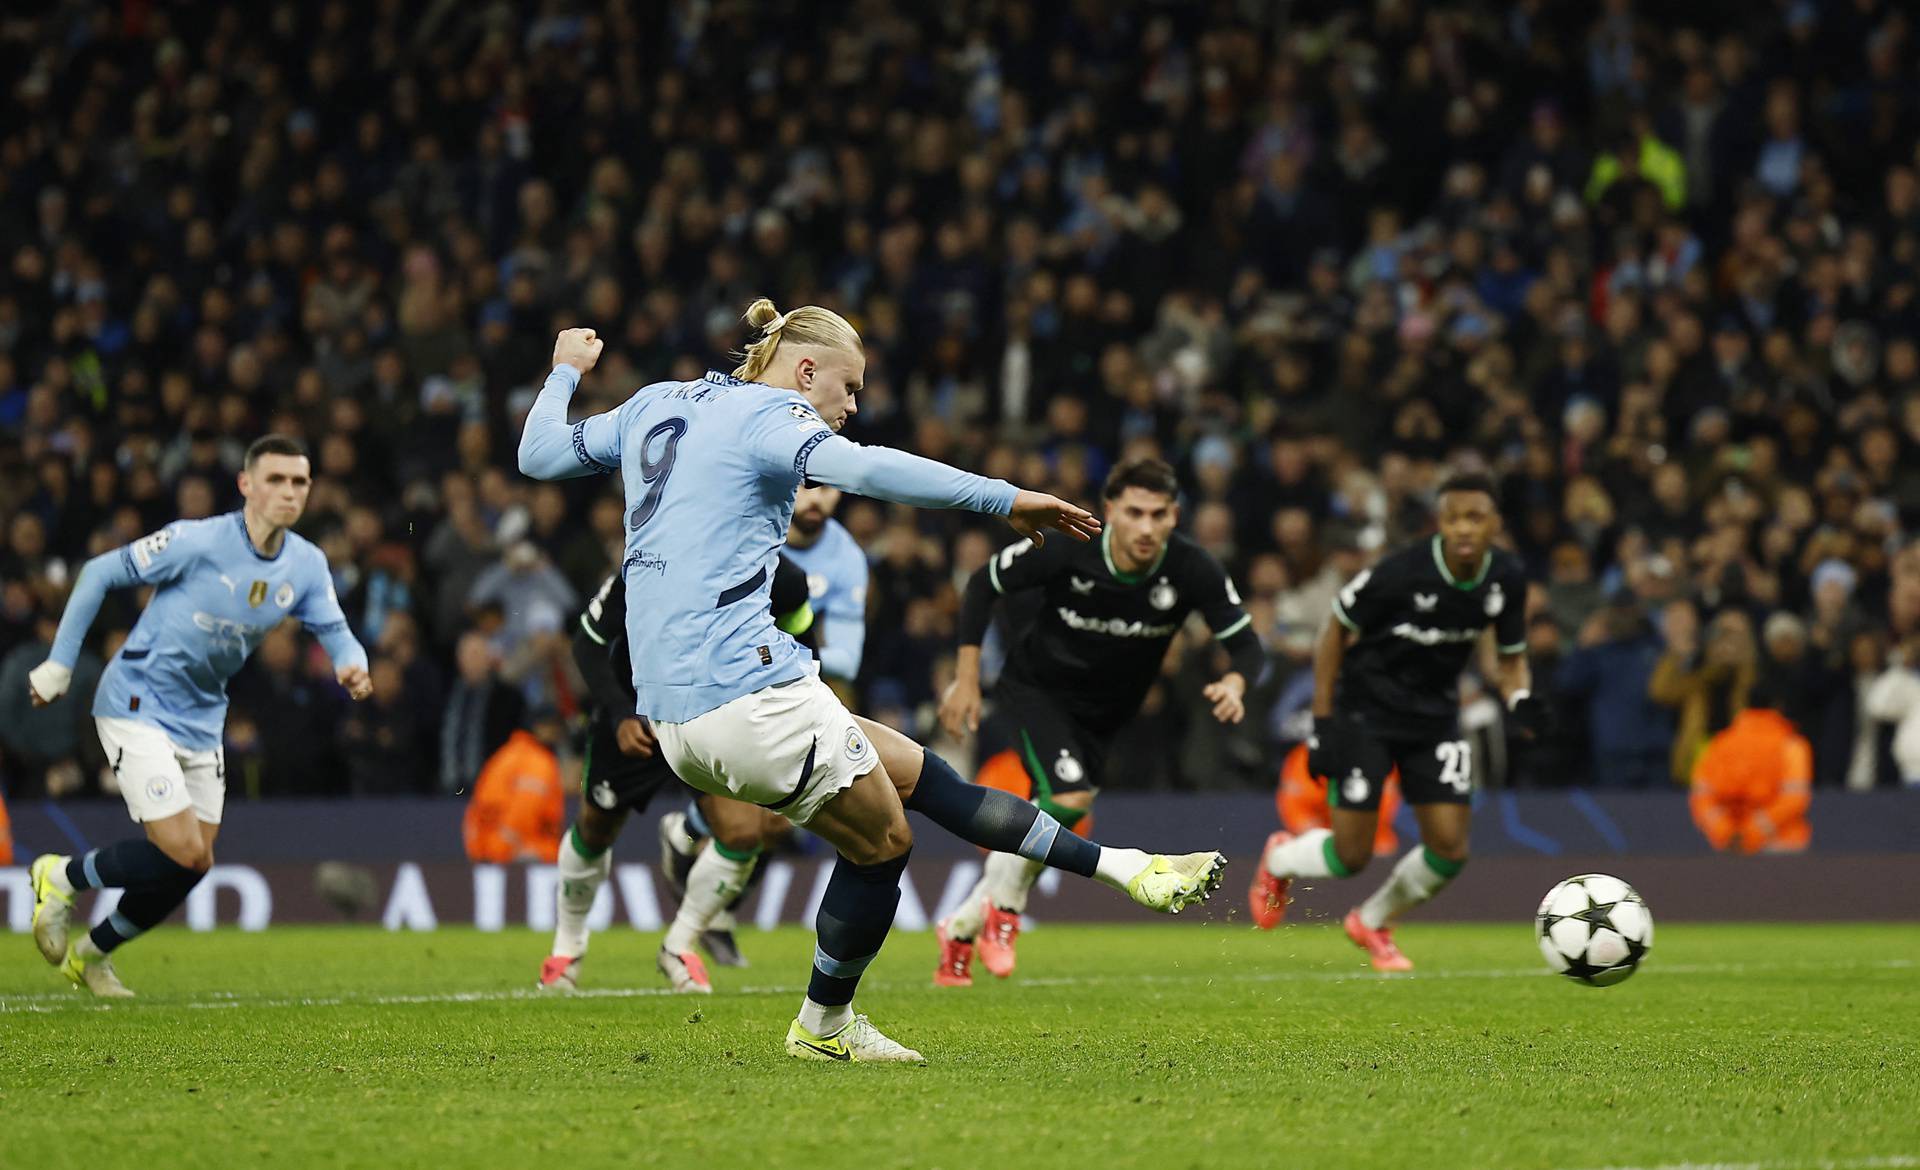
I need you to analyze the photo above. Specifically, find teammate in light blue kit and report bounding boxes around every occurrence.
[783,484,868,687]
[519,301,1226,1062]
[25,436,372,997]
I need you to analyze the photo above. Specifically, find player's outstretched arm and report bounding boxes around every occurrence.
[516,328,614,481]
[802,435,1099,542]
[29,547,145,705]
[1006,489,1101,546]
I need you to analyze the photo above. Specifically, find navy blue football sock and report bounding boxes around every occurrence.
[806,849,910,1008]
[904,750,1099,878]
[89,866,205,954]
[67,839,195,891]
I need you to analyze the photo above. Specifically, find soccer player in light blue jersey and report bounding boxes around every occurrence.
[25,436,372,997]
[653,482,869,981]
[519,301,1226,1063]
[783,484,869,689]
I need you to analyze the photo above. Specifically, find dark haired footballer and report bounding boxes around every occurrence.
[935,457,1264,985]
[1248,473,1548,970]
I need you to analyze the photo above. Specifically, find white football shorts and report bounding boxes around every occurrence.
[652,675,878,827]
[95,716,226,825]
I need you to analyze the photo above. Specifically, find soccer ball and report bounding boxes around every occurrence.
[1534,873,1653,986]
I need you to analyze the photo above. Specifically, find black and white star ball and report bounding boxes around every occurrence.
[1535,873,1654,987]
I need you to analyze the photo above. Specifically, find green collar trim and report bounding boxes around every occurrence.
[1101,528,1167,585]
[1430,534,1491,591]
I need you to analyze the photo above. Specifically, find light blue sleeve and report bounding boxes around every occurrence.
[800,433,1019,515]
[293,550,369,672]
[48,522,201,668]
[818,613,866,680]
[516,365,624,480]
[820,534,869,678]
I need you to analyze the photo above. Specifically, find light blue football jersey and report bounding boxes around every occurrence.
[49,512,366,750]
[520,366,1015,722]
[783,518,869,681]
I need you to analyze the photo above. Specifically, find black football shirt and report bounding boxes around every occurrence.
[1331,535,1528,739]
[991,530,1250,731]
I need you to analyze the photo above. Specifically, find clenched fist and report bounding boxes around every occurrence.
[553,327,605,374]
[337,664,374,701]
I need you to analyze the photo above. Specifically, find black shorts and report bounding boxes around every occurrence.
[1324,726,1475,812]
[581,718,682,814]
[996,680,1109,802]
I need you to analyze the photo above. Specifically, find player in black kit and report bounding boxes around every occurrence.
[1247,473,1548,970]
[537,555,817,994]
[933,457,1264,984]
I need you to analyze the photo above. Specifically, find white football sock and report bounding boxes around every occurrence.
[1357,848,1456,929]
[944,871,993,941]
[1264,828,1339,879]
[663,843,756,955]
[1092,846,1151,892]
[553,833,612,959]
[798,996,853,1037]
[983,850,1045,912]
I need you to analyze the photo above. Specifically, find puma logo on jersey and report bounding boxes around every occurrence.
[1414,593,1438,611]
[1056,607,1179,638]
[219,574,238,596]
[1389,622,1483,646]
[1069,575,1096,595]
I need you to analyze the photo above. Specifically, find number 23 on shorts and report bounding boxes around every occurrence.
[1436,740,1471,793]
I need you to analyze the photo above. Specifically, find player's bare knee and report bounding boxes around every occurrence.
[878,818,914,861]
[714,823,763,854]
[163,839,212,872]
[1428,841,1470,866]
[575,807,620,853]
[1335,843,1375,875]
[847,817,913,866]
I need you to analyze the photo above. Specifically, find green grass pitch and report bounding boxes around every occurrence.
[2,922,1916,1170]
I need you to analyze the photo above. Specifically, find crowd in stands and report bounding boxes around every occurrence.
[4,0,1920,808]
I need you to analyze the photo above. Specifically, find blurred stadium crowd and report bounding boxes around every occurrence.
[3,0,1920,804]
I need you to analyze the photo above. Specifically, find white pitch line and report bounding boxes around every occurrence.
[1565,1157,1919,1170]
[0,957,1910,1015]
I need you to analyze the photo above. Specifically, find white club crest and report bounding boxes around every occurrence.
[1485,583,1505,617]
[1149,579,1178,611]
[1342,770,1370,804]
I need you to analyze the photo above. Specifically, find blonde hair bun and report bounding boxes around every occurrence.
[732,298,863,381]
